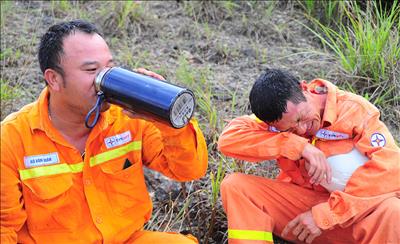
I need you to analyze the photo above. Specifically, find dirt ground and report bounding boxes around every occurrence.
[1,1,398,243]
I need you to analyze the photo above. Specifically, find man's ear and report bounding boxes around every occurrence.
[44,69,63,91]
[299,80,308,91]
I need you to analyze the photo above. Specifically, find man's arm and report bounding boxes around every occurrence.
[312,101,400,230]
[123,68,208,181]
[218,115,309,162]
[218,115,331,184]
[1,138,27,243]
[140,118,208,181]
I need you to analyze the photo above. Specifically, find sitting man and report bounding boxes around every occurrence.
[218,68,399,243]
[1,20,208,243]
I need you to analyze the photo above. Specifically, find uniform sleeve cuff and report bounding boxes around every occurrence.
[311,202,338,230]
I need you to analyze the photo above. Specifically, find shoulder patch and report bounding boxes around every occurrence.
[370,133,386,147]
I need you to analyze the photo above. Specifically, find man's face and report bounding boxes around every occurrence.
[270,92,321,137]
[57,31,114,115]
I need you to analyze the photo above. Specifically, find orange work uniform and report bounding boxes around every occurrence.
[1,88,208,243]
[218,79,400,243]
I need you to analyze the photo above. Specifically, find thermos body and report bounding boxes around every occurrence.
[95,67,195,128]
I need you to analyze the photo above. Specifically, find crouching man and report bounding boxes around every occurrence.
[218,68,399,243]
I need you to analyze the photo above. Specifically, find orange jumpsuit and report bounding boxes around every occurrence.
[218,79,400,243]
[1,88,208,243]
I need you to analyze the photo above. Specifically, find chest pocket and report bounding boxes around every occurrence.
[99,156,151,217]
[22,172,72,199]
[20,169,83,232]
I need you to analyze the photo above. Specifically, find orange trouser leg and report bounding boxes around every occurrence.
[128,230,198,244]
[352,196,400,244]
[220,173,354,244]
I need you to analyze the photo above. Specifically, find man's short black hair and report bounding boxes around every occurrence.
[249,68,306,123]
[38,19,102,83]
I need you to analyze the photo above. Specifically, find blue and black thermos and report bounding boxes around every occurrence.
[89,67,195,129]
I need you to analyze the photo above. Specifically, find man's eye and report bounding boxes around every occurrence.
[87,68,97,72]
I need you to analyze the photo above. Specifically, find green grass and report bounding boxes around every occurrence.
[0,47,13,61]
[299,0,341,25]
[0,1,12,28]
[1,79,22,119]
[183,1,239,23]
[174,55,231,243]
[116,1,143,30]
[302,0,400,107]
[0,79,19,101]
[51,0,71,12]
[205,155,226,244]
[49,1,90,19]
[175,55,221,145]
[145,184,199,233]
[99,1,152,37]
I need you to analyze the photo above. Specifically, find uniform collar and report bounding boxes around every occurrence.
[29,87,117,134]
[307,79,338,128]
[28,87,50,132]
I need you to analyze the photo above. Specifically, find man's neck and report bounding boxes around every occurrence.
[48,96,91,149]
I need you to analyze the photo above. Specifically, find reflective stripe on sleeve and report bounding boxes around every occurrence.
[89,140,142,167]
[19,162,84,181]
[228,229,273,242]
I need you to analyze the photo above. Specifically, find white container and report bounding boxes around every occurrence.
[320,148,369,192]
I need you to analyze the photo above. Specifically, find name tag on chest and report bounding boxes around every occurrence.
[316,129,350,140]
[24,152,60,168]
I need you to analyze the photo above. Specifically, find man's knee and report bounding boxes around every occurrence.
[220,173,250,196]
[353,197,400,243]
[220,173,241,195]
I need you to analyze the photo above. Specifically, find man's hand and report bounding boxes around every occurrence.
[281,211,322,243]
[301,143,332,185]
[135,67,166,81]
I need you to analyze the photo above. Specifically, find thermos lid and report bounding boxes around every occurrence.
[170,91,195,128]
